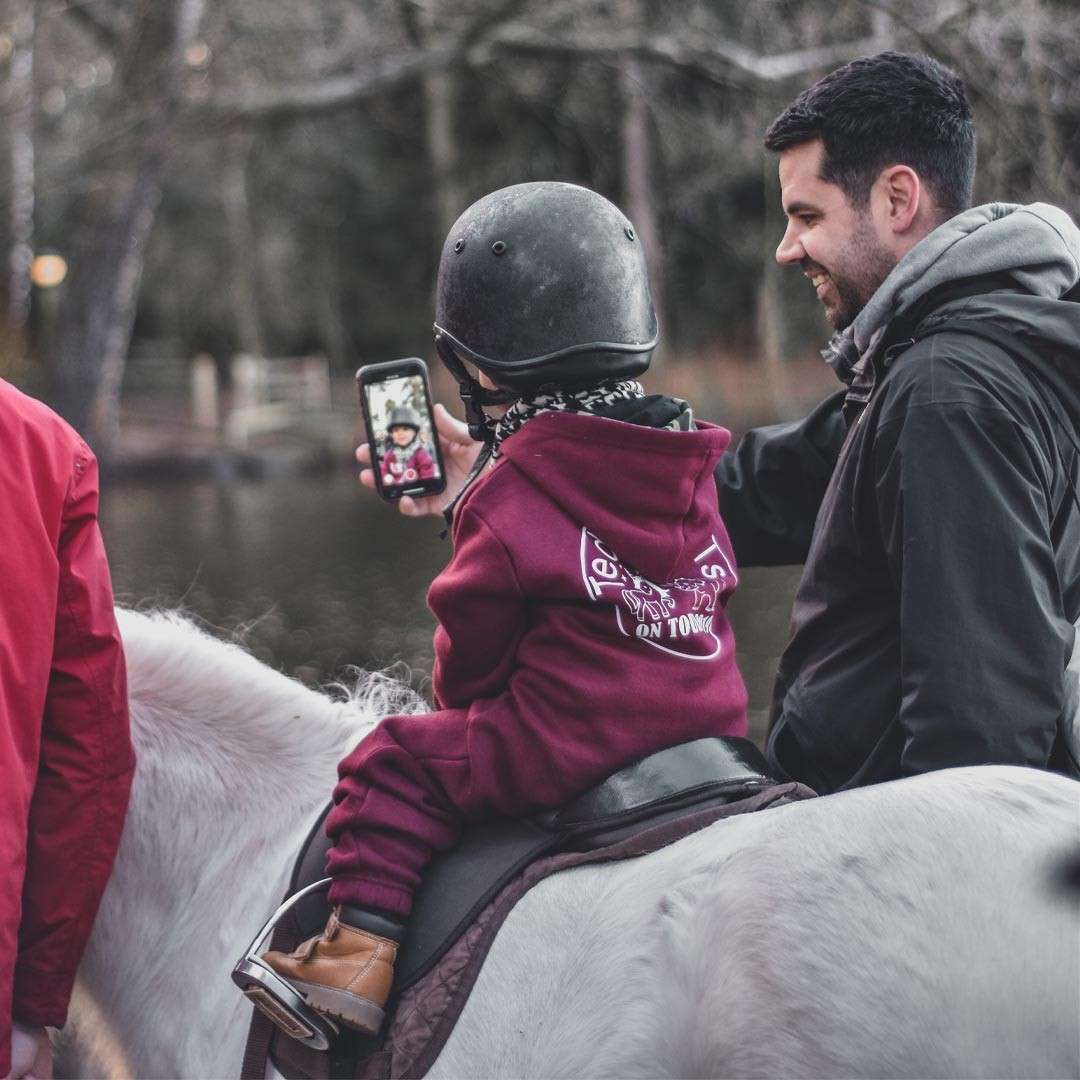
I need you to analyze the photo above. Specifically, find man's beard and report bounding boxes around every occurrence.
[815,214,896,332]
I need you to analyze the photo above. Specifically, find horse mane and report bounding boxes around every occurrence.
[115,607,425,818]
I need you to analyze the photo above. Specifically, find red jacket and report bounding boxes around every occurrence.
[0,381,133,1075]
[327,410,748,916]
[381,443,437,487]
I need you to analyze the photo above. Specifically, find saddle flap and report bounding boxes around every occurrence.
[286,810,560,992]
[395,816,557,988]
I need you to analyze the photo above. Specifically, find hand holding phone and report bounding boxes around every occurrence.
[356,403,480,516]
[357,359,448,502]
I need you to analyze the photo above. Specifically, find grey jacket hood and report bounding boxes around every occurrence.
[824,202,1080,382]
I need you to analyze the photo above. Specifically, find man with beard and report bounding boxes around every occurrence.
[358,51,1080,794]
[748,50,1080,790]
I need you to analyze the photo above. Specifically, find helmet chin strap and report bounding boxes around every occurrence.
[435,334,518,445]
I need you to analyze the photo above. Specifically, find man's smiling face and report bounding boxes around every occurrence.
[775,139,896,331]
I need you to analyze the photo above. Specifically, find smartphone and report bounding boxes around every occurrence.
[356,358,447,502]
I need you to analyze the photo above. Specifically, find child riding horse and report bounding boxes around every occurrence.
[262,182,750,1033]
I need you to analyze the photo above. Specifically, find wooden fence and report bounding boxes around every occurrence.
[187,353,333,447]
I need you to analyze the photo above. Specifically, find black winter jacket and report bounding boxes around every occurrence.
[718,281,1080,792]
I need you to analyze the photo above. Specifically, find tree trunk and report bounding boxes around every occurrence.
[423,67,461,239]
[416,3,462,243]
[222,130,265,358]
[618,41,666,353]
[756,144,798,420]
[1021,0,1066,206]
[5,0,34,333]
[314,232,348,371]
[53,0,205,458]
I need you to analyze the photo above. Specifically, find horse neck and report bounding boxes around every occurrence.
[122,610,368,829]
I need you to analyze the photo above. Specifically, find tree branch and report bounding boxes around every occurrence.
[54,0,124,51]
[188,44,458,121]
[189,22,897,125]
[189,0,534,123]
[474,26,895,84]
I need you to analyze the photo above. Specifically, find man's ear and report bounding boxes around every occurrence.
[877,165,922,235]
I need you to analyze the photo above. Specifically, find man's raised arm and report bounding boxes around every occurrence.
[715,391,846,566]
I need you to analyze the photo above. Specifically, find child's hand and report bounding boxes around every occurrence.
[356,403,481,517]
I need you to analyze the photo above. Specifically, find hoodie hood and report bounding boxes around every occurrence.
[824,202,1080,384]
[909,288,1080,428]
[497,409,730,584]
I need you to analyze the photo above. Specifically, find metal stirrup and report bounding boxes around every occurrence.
[231,877,338,1050]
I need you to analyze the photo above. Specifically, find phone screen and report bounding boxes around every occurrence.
[358,360,447,501]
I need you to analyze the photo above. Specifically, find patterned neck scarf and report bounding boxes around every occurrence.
[386,438,420,464]
[490,380,645,460]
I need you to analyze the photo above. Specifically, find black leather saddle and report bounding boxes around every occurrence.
[283,736,772,994]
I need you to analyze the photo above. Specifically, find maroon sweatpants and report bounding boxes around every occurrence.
[325,701,746,919]
[325,713,466,918]
[324,700,632,919]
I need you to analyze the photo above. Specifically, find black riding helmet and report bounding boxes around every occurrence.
[386,405,422,433]
[434,182,658,442]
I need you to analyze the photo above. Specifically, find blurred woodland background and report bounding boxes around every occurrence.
[2,0,1079,463]
[1,0,1077,707]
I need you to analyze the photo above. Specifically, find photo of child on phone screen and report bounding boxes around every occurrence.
[366,375,441,488]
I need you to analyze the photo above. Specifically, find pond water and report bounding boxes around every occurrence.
[100,471,803,745]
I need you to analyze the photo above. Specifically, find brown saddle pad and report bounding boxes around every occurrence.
[268,781,813,1080]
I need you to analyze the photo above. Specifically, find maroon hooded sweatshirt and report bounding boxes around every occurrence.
[381,443,436,487]
[326,409,748,917]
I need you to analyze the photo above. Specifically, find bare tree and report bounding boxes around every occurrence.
[618,0,666,350]
[13,0,1075,455]
[222,129,264,357]
[4,0,34,332]
[53,0,206,453]
[403,0,464,239]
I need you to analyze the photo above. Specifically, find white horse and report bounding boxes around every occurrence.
[58,609,1080,1079]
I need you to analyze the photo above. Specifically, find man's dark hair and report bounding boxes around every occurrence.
[764,51,976,216]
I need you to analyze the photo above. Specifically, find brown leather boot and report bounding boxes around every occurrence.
[262,908,397,1034]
